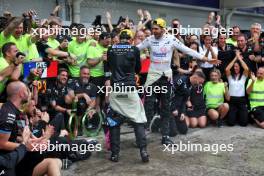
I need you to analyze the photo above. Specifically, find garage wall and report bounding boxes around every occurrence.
[80,0,264,30]
[0,0,56,19]
[80,0,209,28]
[231,14,264,29]
[0,0,263,30]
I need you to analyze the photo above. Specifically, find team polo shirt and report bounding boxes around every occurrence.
[0,32,38,61]
[47,37,60,49]
[0,57,10,94]
[68,39,88,77]
[86,43,107,77]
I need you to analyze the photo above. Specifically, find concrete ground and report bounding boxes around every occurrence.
[63,125,264,176]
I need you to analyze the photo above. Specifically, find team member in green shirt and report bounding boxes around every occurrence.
[226,26,240,47]
[67,24,88,77]
[46,21,69,64]
[204,69,230,127]
[0,42,24,100]
[47,37,60,49]
[246,67,264,128]
[86,32,111,111]
[46,21,66,50]
[0,17,39,62]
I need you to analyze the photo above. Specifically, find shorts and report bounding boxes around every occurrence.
[186,108,206,118]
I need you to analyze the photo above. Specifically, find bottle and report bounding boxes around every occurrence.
[72,97,78,112]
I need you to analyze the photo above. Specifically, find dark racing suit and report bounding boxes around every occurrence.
[170,74,190,135]
[105,42,147,156]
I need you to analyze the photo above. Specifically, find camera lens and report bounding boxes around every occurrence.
[16,51,25,58]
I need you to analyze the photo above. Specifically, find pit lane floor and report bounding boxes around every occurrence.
[63,125,264,176]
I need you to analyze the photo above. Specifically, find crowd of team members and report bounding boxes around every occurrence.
[0,6,264,176]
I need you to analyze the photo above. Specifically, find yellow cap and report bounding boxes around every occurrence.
[153,18,166,28]
[120,29,134,38]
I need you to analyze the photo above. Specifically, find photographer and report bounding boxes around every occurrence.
[0,42,24,102]
[170,18,184,43]
[0,14,40,62]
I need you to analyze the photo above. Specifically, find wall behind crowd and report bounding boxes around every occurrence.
[1,0,264,30]
[0,0,56,19]
[78,0,264,30]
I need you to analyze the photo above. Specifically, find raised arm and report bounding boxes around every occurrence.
[136,9,144,29]
[237,54,249,77]
[51,5,61,17]
[225,56,237,77]
[209,46,217,59]
[246,73,256,95]
[136,10,152,31]
[136,37,150,51]
[105,11,114,32]
[3,17,24,37]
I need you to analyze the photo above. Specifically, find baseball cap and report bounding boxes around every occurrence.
[120,29,134,39]
[153,18,166,28]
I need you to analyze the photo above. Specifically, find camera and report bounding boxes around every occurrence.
[16,51,26,58]
[173,24,178,29]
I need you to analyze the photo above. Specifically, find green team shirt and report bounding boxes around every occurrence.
[86,43,107,77]
[68,40,88,77]
[47,37,60,49]
[247,79,264,109]
[0,32,38,61]
[47,37,60,60]
[86,38,97,47]
[226,38,237,47]
[0,32,13,51]
[0,57,10,94]
[204,81,225,109]
[27,43,40,62]
[13,34,31,55]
